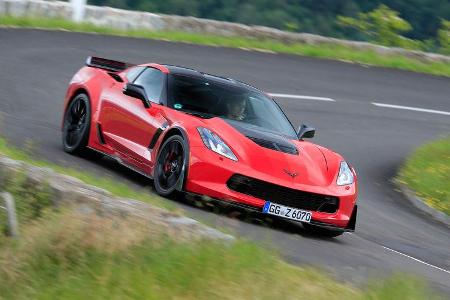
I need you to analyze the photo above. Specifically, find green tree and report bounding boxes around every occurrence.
[437,19,450,55]
[88,0,450,53]
[337,4,422,49]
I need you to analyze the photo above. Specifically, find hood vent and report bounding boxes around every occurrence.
[247,136,298,155]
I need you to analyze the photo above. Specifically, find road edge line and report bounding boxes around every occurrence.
[382,246,450,275]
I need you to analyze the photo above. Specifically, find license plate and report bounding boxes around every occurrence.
[263,201,312,223]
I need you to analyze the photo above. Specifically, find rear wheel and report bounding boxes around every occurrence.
[154,135,187,197]
[62,94,103,160]
[302,223,344,238]
[62,93,91,154]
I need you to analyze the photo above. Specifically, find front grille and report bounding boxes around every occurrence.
[227,174,339,213]
[246,136,298,155]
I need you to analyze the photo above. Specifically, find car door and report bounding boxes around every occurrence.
[98,67,168,171]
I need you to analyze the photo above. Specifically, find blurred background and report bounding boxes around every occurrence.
[90,0,450,54]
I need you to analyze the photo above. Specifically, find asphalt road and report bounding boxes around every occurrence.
[1,29,449,293]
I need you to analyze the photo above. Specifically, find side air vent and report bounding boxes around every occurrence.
[96,123,106,144]
[247,136,298,155]
[107,72,124,82]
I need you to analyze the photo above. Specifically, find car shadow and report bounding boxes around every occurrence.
[179,194,345,242]
[79,153,344,242]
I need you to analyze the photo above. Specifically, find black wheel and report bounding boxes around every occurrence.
[62,93,91,154]
[302,223,344,238]
[154,135,187,197]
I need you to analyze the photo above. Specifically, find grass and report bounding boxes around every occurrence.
[0,137,175,211]
[398,136,450,216]
[0,208,440,300]
[0,137,441,300]
[0,135,442,299]
[1,16,450,77]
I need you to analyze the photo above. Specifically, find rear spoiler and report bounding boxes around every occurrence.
[85,56,135,72]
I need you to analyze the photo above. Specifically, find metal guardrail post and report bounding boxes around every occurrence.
[71,0,87,23]
[1,192,19,237]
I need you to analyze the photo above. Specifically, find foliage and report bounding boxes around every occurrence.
[88,0,450,53]
[337,5,423,49]
[399,136,450,216]
[438,19,450,55]
[0,172,51,236]
[3,173,51,222]
[0,209,439,300]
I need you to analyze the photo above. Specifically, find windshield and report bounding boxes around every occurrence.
[168,74,297,139]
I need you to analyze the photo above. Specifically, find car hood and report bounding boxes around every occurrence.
[191,116,341,188]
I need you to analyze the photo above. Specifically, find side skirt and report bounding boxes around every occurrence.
[87,147,153,180]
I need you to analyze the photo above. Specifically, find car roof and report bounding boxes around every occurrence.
[162,64,264,94]
[138,63,266,95]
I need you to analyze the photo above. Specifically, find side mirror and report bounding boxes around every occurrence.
[123,83,150,108]
[297,124,315,139]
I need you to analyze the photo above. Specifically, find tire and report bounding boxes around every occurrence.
[302,223,344,238]
[62,93,91,154]
[154,135,187,197]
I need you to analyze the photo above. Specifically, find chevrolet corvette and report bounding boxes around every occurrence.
[62,56,358,237]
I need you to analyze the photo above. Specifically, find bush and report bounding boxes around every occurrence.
[399,136,450,216]
[337,5,424,50]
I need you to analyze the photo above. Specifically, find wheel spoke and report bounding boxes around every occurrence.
[75,100,81,115]
[79,112,86,123]
[169,141,177,156]
[72,100,79,116]
[67,128,81,146]
[67,124,77,132]
[175,157,183,174]
[79,104,86,117]
[157,164,167,184]
[167,173,177,187]
[70,105,77,117]
[173,147,179,157]
[67,131,74,146]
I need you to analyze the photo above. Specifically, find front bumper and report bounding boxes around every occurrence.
[185,146,358,229]
[185,191,357,232]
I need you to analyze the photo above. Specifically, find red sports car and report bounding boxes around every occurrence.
[62,57,357,237]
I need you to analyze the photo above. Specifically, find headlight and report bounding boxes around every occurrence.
[337,161,354,186]
[197,127,238,161]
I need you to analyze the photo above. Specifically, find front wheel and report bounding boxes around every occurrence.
[154,135,187,197]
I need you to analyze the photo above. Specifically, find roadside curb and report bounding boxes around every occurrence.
[0,155,235,242]
[394,179,450,229]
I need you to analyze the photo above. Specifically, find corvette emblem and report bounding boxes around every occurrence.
[283,169,298,178]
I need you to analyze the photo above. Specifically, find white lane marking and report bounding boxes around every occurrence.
[268,93,335,102]
[372,102,450,116]
[382,246,450,275]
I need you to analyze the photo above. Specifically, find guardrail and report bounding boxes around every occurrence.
[70,0,86,22]
[1,192,18,237]
[0,0,449,64]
